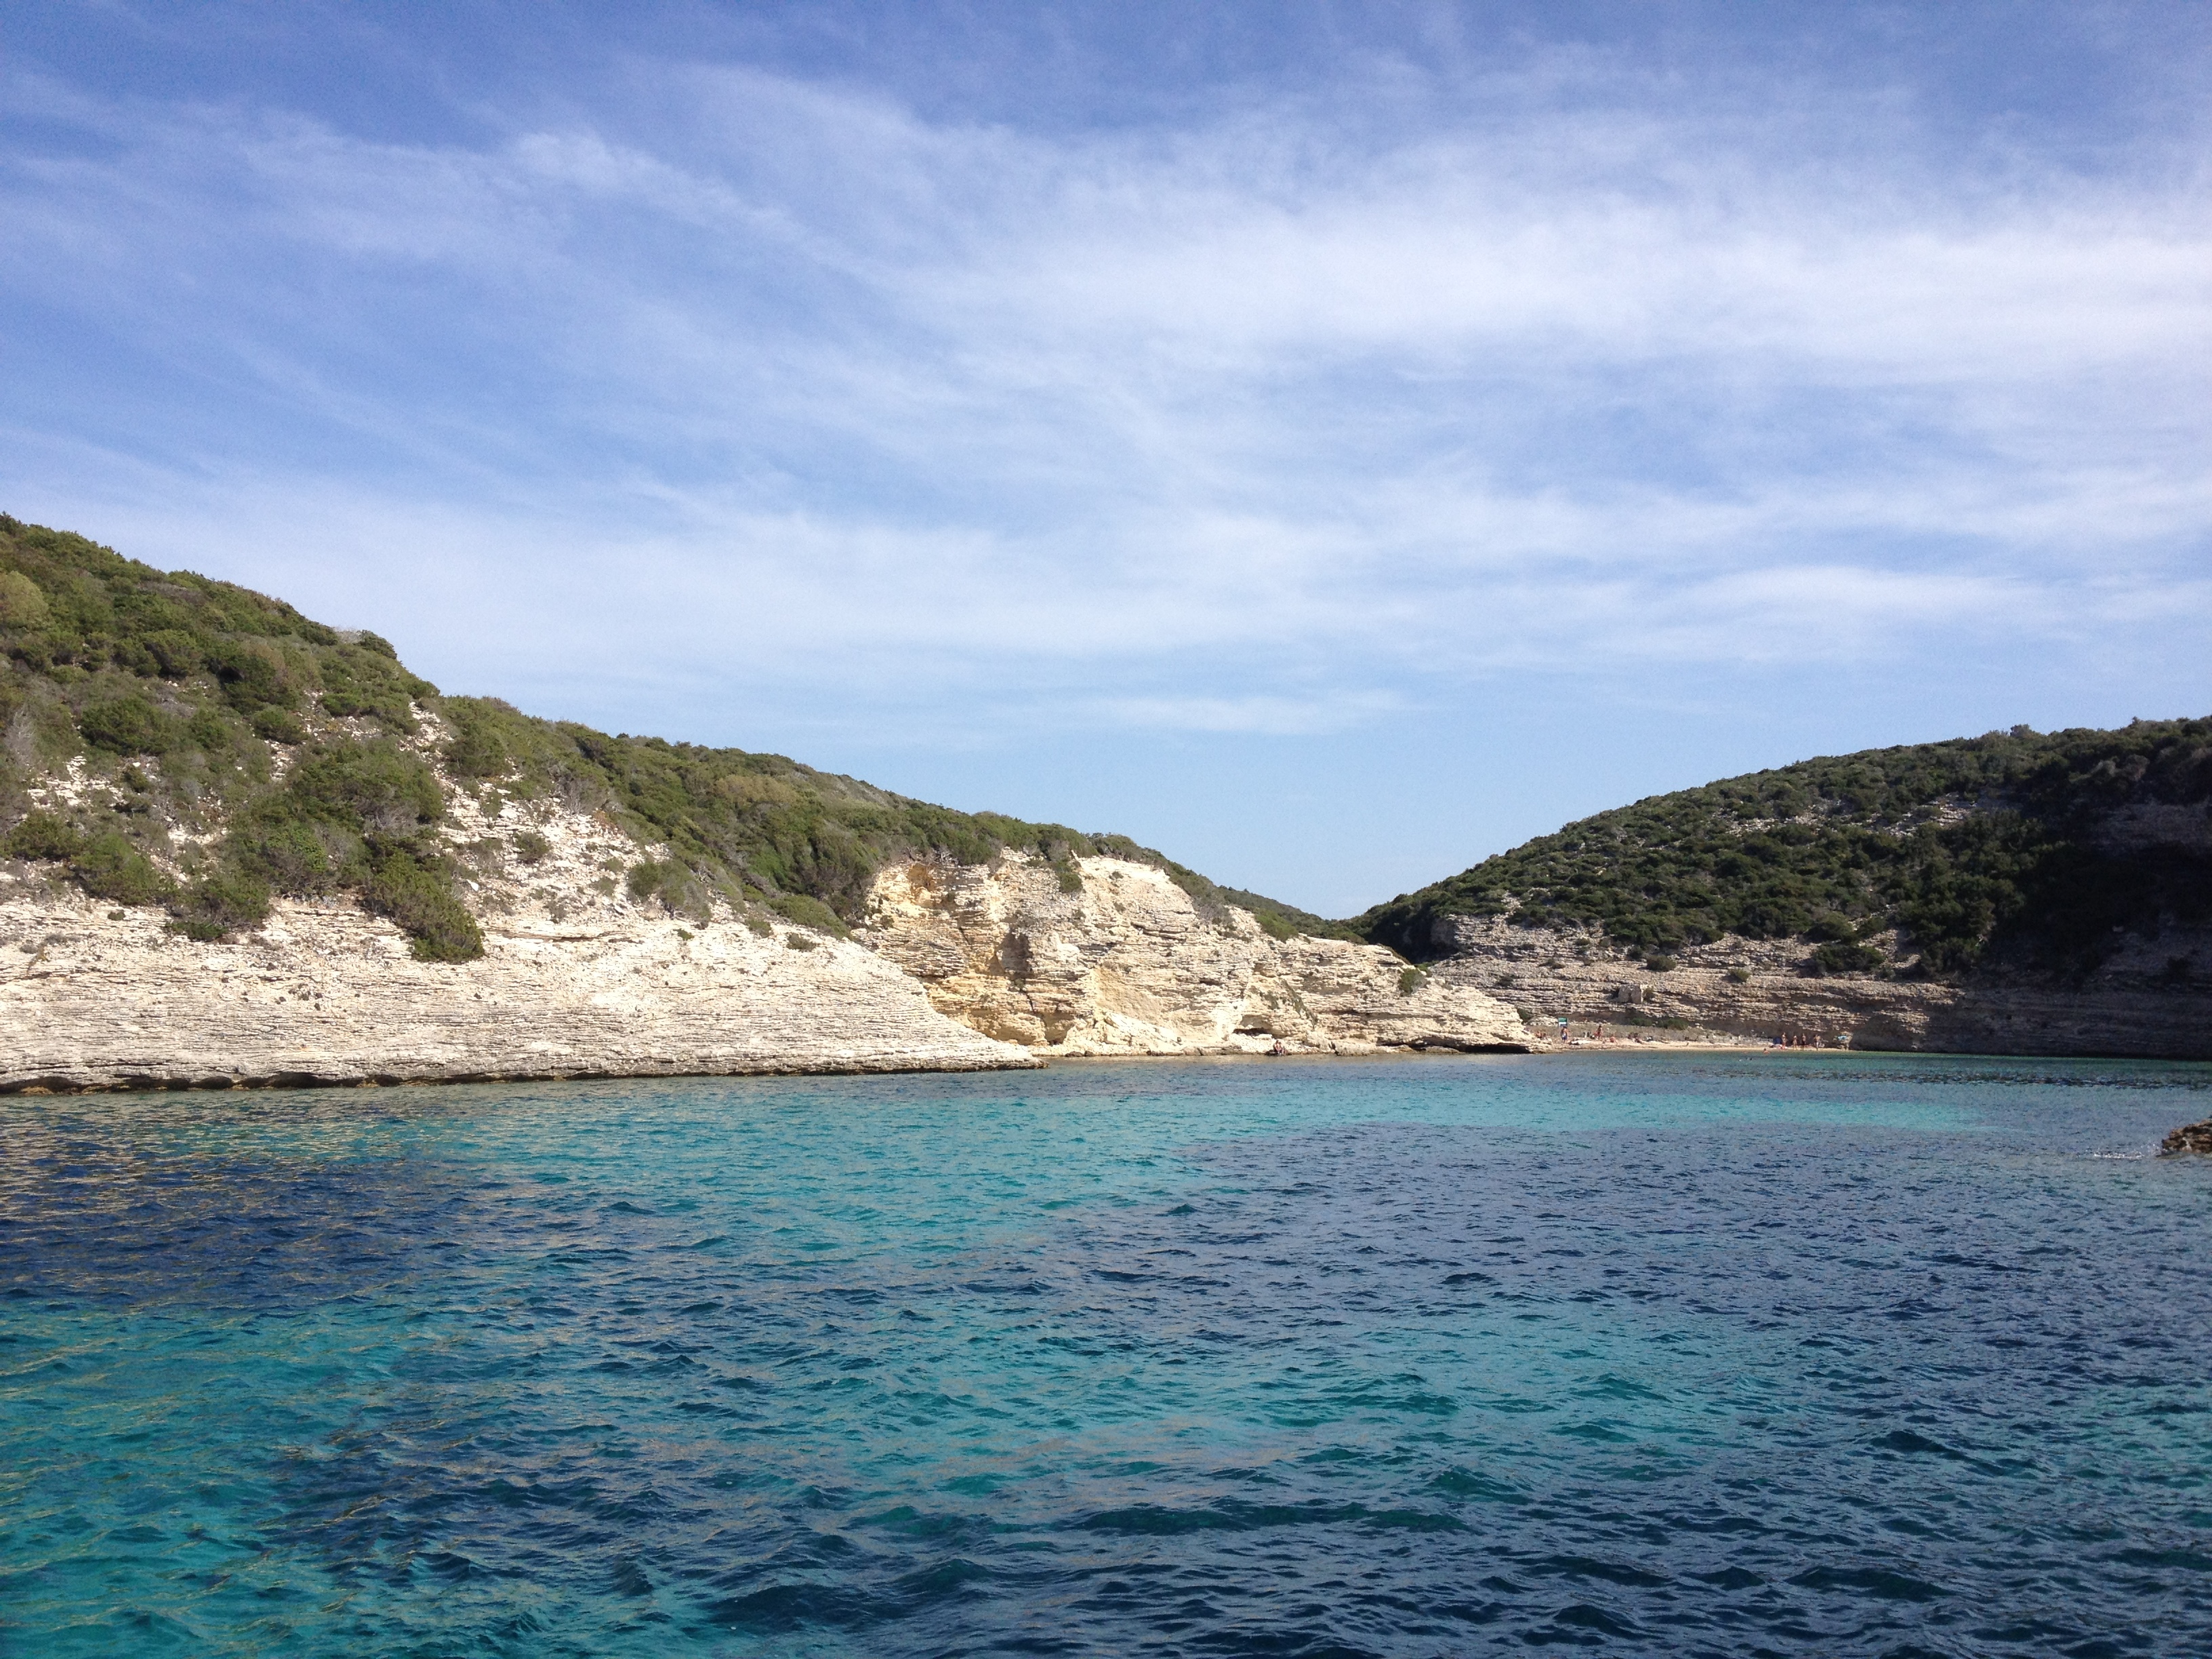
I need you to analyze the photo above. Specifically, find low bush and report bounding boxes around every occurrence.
[142,629,201,678]
[230,816,344,894]
[512,829,551,864]
[79,694,181,756]
[4,811,85,861]
[0,570,49,626]
[767,891,847,937]
[363,850,483,962]
[282,743,443,832]
[70,832,168,905]
[251,706,306,745]
[170,866,273,940]
[1644,954,1677,972]
[207,639,298,714]
[1806,940,1885,977]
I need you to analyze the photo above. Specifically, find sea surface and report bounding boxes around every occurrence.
[4,1052,2211,1656]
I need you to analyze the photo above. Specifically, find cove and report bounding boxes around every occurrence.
[4,1052,2210,1656]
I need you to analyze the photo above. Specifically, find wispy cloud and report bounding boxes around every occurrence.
[1,37,2207,748]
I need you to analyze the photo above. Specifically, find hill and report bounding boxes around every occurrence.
[0,514,1347,962]
[1355,720,2212,983]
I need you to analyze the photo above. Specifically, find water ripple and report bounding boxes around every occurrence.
[3,1052,2209,1654]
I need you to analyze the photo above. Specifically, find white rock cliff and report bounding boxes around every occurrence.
[858,851,1530,1057]
[1,836,1531,1089]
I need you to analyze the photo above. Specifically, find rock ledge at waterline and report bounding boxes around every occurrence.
[1,785,1525,1093]
[0,887,1035,1092]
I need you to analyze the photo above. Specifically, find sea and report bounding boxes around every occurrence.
[3,1052,2210,1657]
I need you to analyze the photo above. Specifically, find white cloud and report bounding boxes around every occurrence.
[1,47,2207,743]
[1088,691,1408,737]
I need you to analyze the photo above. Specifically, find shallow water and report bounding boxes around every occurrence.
[4,1052,2211,1656]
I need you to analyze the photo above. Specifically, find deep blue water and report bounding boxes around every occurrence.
[4,1052,2211,1657]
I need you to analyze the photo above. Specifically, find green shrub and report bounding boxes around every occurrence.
[443,699,518,777]
[207,639,298,714]
[319,644,424,729]
[4,811,85,861]
[784,932,818,951]
[1397,964,1429,996]
[282,743,443,830]
[142,628,201,678]
[0,571,50,626]
[512,829,551,864]
[171,866,272,939]
[767,891,848,937]
[363,851,483,962]
[1726,966,1752,983]
[230,817,344,894]
[79,693,182,756]
[251,706,306,745]
[1807,939,1885,977]
[186,706,238,751]
[1644,953,1677,972]
[70,832,168,905]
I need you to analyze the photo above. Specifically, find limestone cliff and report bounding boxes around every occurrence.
[1422,914,2212,1059]
[858,851,1529,1056]
[1,755,1033,1090]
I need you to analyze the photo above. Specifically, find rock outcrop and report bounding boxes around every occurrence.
[1422,914,2212,1059]
[1,777,1033,1092]
[3,699,1531,1087]
[859,851,1529,1056]
[2160,1119,2212,1155]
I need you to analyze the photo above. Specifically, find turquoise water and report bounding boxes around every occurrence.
[4,1051,2211,1655]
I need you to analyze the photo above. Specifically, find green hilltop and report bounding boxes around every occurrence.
[1355,720,2212,981]
[0,515,1349,960]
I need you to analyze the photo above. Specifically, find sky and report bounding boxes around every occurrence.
[3,1,2208,915]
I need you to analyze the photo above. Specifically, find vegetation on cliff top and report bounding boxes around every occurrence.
[0,514,1346,956]
[1357,720,2212,980]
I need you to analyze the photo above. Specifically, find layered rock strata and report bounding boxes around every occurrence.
[0,781,1033,1092]
[859,852,1529,1056]
[0,893,1029,1092]
[1422,914,2212,1060]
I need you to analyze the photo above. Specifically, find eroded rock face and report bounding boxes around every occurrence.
[858,853,1529,1056]
[0,772,1034,1092]
[1423,914,2212,1059]
[0,891,1031,1092]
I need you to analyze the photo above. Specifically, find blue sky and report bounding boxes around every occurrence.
[3,2,2208,914]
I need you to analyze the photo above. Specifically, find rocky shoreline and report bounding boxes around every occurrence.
[1412,914,2212,1063]
[1,782,1536,1093]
